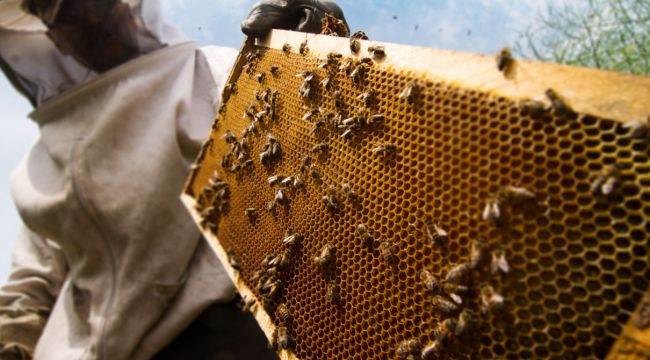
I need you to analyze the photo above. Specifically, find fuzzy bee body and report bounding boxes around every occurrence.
[591,164,621,196]
[445,263,470,284]
[380,239,396,264]
[399,82,418,104]
[420,270,440,292]
[396,339,422,359]
[496,47,513,74]
[480,285,505,314]
[368,45,386,59]
[313,244,334,270]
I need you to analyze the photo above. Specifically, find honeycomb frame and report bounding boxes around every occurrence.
[182,30,650,359]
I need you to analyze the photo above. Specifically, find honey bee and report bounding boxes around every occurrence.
[275,189,288,205]
[276,303,292,324]
[241,159,253,169]
[399,82,419,104]
[322,195,339,212]
[633,292,650,330]
[482,197,501,226]
[311,142,330,154]
[293,174,305,189]
[275,325,291,350]
[350,38,360,54]
[496,47,513,74]
[545,88,572,116]
[480,285,505,314]
[468,238,485,270]
[425,219,448,246]
[623,116,650,139]
[519,99,546,118]
[380,239,396,264]
[221,152,234,169]
[280,176,294,188]
[501,185,535,203]
[371,143,397,158]
[396,339,422,359]
[223,130,237,144]
[340,129,353,140]
[299,40,308,55]
[326,281,341,304]
[224,82,237,94]
[282,230,303,248]
[368,45,386,59]
[300,155,313,172]
[455,308,475,337]
[270,65,279,76]
[356,223,374,247]
[444,263,470,284]
[367,114,385,126]
[268,175,285,187]
[313,244,334,270]
[350,64,366,84]
[227,248,241,271]
[341,183,358,202]
[255,72,265,83]
[282,43,291,54]
[268,253,287,269]
[241,296,257,312]
[352,30,369,40]
[421,340,442,360]
[309,164,321,180]
[590,164,621,196]
[420,270,440,292]
[357,89,376,108]
[490,248,509,275]
[245,208,257,220]
[434,318,458,341]
[332,90,343,110]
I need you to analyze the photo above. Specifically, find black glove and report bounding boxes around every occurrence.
[241,0,348,38]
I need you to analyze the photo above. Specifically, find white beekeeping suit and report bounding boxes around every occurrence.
[0,0,240,359]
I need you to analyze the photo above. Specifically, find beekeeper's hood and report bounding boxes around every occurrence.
[0,0,187,106]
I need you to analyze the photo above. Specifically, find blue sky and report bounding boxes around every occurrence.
[0,0,567,280]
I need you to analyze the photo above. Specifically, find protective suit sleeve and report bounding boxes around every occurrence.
[0,227,68,358]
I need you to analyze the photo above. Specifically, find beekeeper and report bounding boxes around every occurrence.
[0,0,348,359]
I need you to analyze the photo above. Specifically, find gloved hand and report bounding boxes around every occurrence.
[241,0,348,38]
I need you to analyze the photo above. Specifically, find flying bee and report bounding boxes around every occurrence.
[270,65,280,76]
[275,325,291,350]
[545,88,572,116]
[480,285,505,314]
[399,82,419,104]
[432,295,458,315]
[276,303,292,324]
[591,164,621,196]
[313,244,334,270]
[367,114,385,126]
[496,47,513,74]
[357,89,376,108]
[326,281,341,304]
[455,308,476,337]
[282,230,303,248]
[445,263,470,284]
[282,43,291,54]
[341,183,358,202]
[482,197,501,226]
[623,116,650,139]
[372,143,397,158]
[223,130,237,144]
[501,185,535,203]
[425,219,448,246]
[380,239,396,264]
[299,40,308,55]
[421,340,442,360]
[396,339,422,359]
[245,208,257,220]
[275,189,288,205]
[490,248,509,275]
[255,72,265,83]
[227,248,241,271]
[468,238,485,270]
[420,270,440,292]
[268,175,285,187]
[312,142,330,155]
[368,45,386,59]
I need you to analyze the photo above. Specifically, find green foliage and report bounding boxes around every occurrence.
[516,0,650,75]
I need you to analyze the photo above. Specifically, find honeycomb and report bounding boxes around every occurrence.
[183,31,650,359]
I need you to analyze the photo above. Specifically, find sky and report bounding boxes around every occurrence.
[0,0,569,281]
